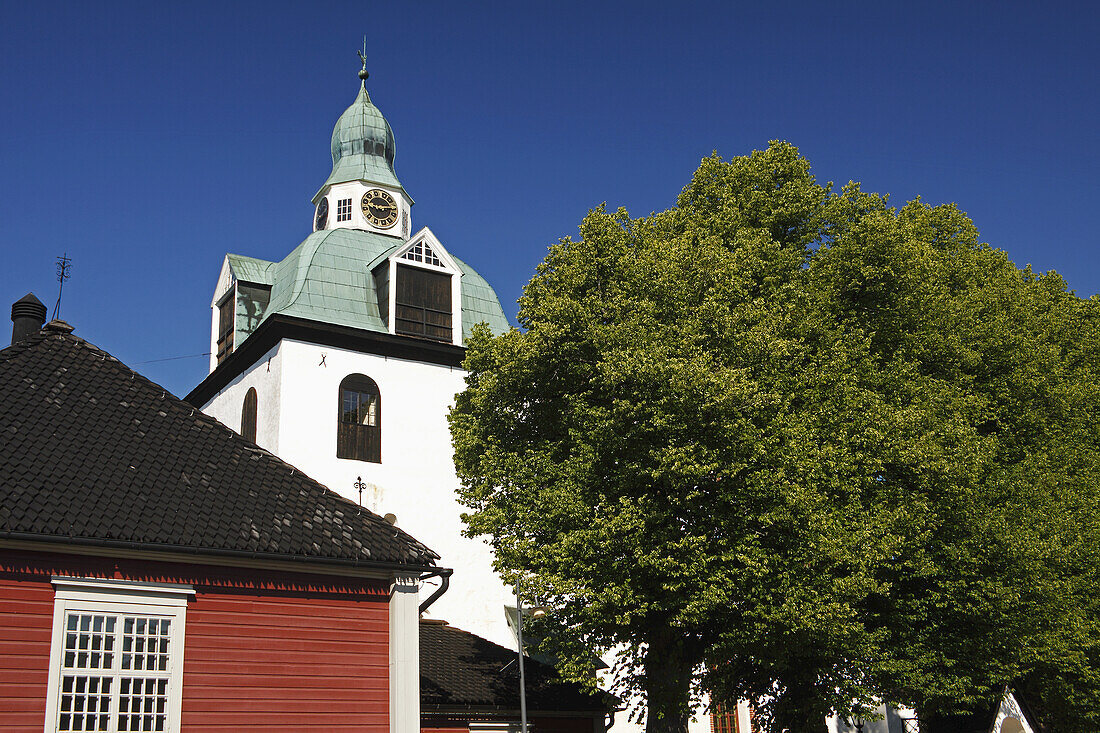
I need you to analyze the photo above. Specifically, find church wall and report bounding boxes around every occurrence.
[200,343,283,452]
[273,337,517,649]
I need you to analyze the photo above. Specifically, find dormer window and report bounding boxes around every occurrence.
[336,198,353,222]
[395,265,451,342]
[379,229,462,345]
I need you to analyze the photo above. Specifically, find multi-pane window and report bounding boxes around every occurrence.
[48,578,190,733]
[58,613,114,731]
[710,702,749,733]
[58,614,172,732]
[336,198,353,222]
[399,240,442,267]
[337,374,381,463]
[395,265,452,342]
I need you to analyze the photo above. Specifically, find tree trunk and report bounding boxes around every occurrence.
[643,627,698,733]
[771,682,829,733]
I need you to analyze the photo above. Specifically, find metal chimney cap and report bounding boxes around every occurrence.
[11,292,47,321]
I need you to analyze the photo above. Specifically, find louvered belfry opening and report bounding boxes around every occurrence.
[338,374,381,463]
[216,292,234,365]
[395,265,451,342]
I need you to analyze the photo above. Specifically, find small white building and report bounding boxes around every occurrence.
[186,63,517,650]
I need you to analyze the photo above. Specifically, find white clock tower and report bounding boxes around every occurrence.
[187,58,516,650]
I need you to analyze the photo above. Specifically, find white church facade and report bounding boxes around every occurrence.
[185,61,517,650]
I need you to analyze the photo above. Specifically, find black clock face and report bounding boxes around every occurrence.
[362,189,398,229]
[315,198,329,231]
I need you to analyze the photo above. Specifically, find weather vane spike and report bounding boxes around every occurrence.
[53,253,72,321]
[357,36,369,81]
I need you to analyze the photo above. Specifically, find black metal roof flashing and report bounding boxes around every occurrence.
[0,326,439,570]
[187,313,466,407]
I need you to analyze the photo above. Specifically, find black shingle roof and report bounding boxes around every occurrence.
[0,323,438,569]
[420,621,610,714]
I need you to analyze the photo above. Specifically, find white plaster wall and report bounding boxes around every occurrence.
[271,338,515,648]
[200,343,282,454]
[993,691,1034,733]
[828,704,919,733]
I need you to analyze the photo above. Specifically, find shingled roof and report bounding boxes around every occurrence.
[0,323,438,570]
[420,621,611,714]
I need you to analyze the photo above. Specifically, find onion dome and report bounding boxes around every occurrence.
[319,79,403,194]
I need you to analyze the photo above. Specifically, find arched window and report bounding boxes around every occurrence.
[241,387,257,443]
[338,374,381,463]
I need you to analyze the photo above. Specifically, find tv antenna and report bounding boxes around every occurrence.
[53,253,72,320]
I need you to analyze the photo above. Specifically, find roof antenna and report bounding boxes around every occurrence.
[53,253,72,321]
[357,36,369,82]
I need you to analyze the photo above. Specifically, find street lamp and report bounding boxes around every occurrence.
[516,593,547,733]
[843,717,865,733]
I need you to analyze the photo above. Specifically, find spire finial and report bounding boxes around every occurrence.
[357,36,369,82]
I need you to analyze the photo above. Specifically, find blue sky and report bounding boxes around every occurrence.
[2,1,1097,397]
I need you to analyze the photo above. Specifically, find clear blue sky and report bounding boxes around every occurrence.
[2,1,1097,397]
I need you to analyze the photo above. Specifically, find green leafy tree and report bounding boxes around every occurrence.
[449,143,1100,733]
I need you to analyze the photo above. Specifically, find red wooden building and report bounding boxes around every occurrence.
[0,305,440,733]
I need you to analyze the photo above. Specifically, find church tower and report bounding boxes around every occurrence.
[187,57,515,648]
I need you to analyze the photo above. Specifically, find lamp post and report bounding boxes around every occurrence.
[517,591,529,733]
[516,593,546,733]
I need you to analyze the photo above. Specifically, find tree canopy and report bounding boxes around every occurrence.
[449,143,1100,733]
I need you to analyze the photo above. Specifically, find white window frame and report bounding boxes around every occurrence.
[44,577,194,733]
[336,197,353,222]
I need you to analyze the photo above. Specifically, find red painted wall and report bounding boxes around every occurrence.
[0,548,390,733]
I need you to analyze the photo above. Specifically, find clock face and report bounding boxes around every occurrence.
[362,189,399,229]
[315,198,329,231]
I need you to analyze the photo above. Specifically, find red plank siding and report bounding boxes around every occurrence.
[0,572,53,731]
[0,549,390,733]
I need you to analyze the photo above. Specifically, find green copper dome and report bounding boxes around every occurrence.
[315,82,404,198]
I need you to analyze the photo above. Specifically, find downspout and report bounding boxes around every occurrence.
[418,567,452,614]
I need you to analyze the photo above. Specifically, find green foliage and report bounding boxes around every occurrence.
[449,142,1100,733]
